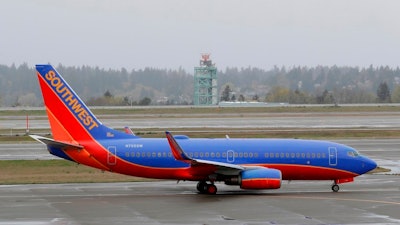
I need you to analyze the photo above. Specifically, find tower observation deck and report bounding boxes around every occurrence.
[193,54,218,105]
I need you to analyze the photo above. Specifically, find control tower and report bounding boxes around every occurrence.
[193,54,218,105]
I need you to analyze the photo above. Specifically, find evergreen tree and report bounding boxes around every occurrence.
[220,85,231,101]
[139,97,151,105]
[104,90,113,98]
[377,82,391,103]
[238,94,245,102]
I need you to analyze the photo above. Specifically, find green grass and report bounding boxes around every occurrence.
[0,160,150,185]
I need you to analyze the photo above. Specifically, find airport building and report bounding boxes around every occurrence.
[193,54,218,105]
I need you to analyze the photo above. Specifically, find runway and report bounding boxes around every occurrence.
[0,175,399,225]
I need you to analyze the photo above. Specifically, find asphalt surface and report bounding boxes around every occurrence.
[0,175,399,225]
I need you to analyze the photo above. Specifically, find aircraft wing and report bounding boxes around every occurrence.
[166,131,244,176]
[30,135,83,150]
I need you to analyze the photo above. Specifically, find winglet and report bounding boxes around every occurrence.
[124,126,136,136]
[165,131,191,162]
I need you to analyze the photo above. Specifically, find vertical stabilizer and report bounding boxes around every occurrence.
[36,64,132,142]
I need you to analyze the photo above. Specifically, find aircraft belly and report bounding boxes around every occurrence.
[267,164,358,180]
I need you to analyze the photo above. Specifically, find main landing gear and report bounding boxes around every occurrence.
[197,181,217,194]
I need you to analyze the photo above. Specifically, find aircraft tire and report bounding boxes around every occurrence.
[206,184,217,195]
[332,184,340,192]
[197,181,207,193]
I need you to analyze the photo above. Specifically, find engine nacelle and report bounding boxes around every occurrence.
[225,168,282,190]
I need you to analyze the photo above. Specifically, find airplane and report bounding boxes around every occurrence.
[31,64,377,194]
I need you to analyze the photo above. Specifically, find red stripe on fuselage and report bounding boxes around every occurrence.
[248,164,359,180]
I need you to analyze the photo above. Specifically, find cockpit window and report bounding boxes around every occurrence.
[347,150,360,157]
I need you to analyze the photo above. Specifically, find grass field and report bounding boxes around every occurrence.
[0,160,150,185]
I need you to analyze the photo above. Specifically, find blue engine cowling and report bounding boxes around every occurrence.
[238,168,282,190]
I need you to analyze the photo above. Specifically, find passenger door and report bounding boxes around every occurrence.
[328,147,337,166]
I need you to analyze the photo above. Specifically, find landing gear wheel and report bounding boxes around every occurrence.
[197,181,207,194]
[331,184,340,192]
[206,184,217,195]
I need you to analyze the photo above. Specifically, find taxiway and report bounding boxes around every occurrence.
[0,175,399,225]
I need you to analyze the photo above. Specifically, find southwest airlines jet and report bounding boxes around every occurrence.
[31,65,377,194]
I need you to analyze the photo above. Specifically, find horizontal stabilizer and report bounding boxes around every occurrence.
[30,135,83,150]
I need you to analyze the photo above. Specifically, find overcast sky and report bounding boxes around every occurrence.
[1,0,400,72]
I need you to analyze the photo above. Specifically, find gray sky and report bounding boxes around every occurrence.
[1,0,400,72]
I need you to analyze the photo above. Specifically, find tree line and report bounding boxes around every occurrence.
[0,63,399,106]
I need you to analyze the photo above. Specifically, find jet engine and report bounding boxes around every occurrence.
[225,168,282,190]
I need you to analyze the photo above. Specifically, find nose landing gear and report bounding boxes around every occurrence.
[331,184,340,192]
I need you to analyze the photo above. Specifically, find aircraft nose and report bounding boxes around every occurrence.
[361,156,377,173]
